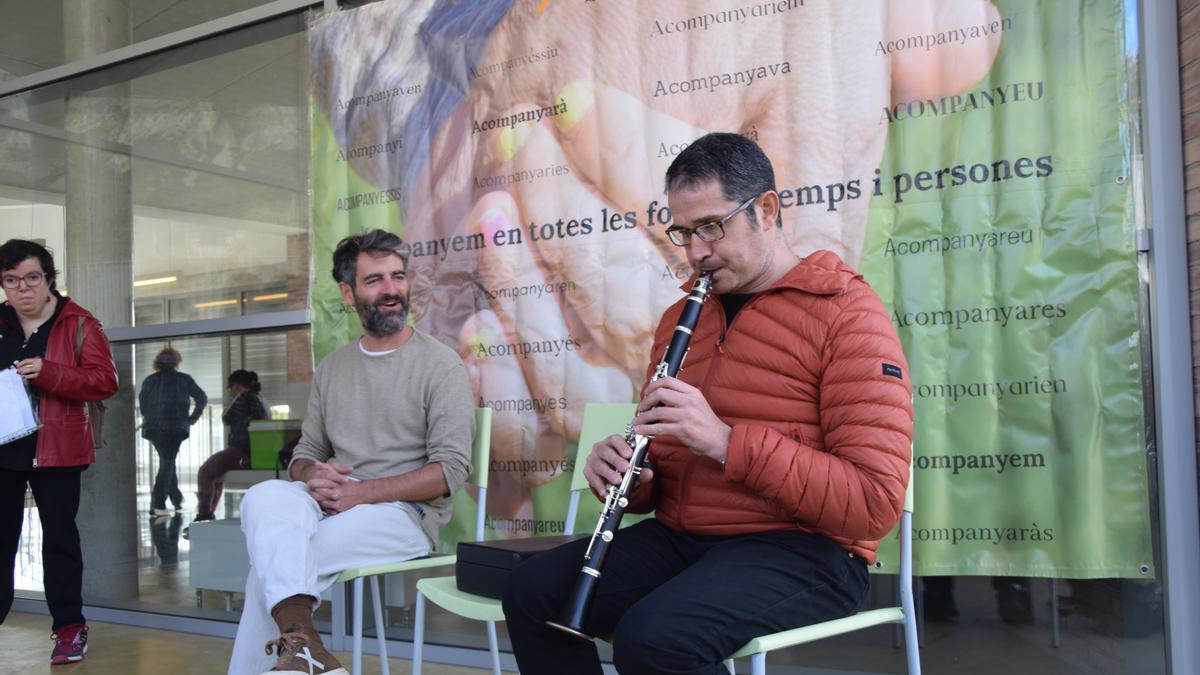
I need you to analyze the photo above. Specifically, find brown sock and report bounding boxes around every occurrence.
[269,595,341,670]
[271,595,318,637]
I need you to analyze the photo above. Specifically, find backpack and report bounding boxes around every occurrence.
[74,316,108,449]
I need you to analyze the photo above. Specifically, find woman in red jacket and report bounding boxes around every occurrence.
[0,239,118,665]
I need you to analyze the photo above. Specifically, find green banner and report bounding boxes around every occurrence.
[308,0,1151,577]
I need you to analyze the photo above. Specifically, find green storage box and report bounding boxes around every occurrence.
[248,419,303,470]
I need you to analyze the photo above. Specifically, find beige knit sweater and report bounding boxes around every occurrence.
[290,329,475,545]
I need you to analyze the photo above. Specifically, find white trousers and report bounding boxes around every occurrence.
[227,480,429,675]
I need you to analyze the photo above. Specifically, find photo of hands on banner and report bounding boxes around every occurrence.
[309,0,1150,578]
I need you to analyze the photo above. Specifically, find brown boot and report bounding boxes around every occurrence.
[262,595,346,675]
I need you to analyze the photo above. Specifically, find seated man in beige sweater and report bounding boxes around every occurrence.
[227,229,475,675]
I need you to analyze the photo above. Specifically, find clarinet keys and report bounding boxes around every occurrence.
[548,273,712,640]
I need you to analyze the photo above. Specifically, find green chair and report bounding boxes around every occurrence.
[410,402,638,675]
[722,460,919,675]
[333,407,492,675]
[562,403,639,535]
[247,419,302,470]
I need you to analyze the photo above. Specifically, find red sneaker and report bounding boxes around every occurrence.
[50,623,88,665]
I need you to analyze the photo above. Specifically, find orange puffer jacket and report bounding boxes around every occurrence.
[631,250,913,563]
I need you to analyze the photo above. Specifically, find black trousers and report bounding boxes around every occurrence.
[0,470,85,630]
[502,519,869,675]
[149,434,186,510]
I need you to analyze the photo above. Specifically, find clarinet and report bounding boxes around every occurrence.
[547,273,713,640]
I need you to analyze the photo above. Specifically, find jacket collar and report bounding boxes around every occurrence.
[54,295,89,321]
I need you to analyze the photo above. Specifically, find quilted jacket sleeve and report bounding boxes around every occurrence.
[724,283,913,541]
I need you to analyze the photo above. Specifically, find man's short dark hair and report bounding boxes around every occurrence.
[331,229,410,287]
[0,239,58,291]
[665,133,781,227]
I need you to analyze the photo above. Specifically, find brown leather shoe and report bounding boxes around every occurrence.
[260,626,348,675]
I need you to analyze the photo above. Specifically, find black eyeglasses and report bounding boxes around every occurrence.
[1,272,46,289]
[664,195,757,247]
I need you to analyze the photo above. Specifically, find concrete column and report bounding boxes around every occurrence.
[61,0,138,604]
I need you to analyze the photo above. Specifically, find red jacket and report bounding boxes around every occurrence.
[21,298,119,468]
[630,251,913,563]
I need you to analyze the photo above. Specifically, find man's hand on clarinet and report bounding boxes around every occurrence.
[633,377,732,465]
[584,435,655,501]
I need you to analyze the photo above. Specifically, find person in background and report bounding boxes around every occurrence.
[138,347,207,516]
[194,369,268,522]
[0,239,118,665]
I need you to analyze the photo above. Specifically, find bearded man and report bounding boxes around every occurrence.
[228,229,474,675]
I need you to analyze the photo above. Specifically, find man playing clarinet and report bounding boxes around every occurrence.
[502,132,914,675]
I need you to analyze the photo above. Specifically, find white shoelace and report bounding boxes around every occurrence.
[265,631,328,674]
[295,646,325,674]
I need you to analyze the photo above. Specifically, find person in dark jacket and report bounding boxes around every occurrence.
[139,347,207,516]
[194,369,268,521]
[0,239,118,665]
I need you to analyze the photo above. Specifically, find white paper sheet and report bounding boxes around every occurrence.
[0,367,39,445]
